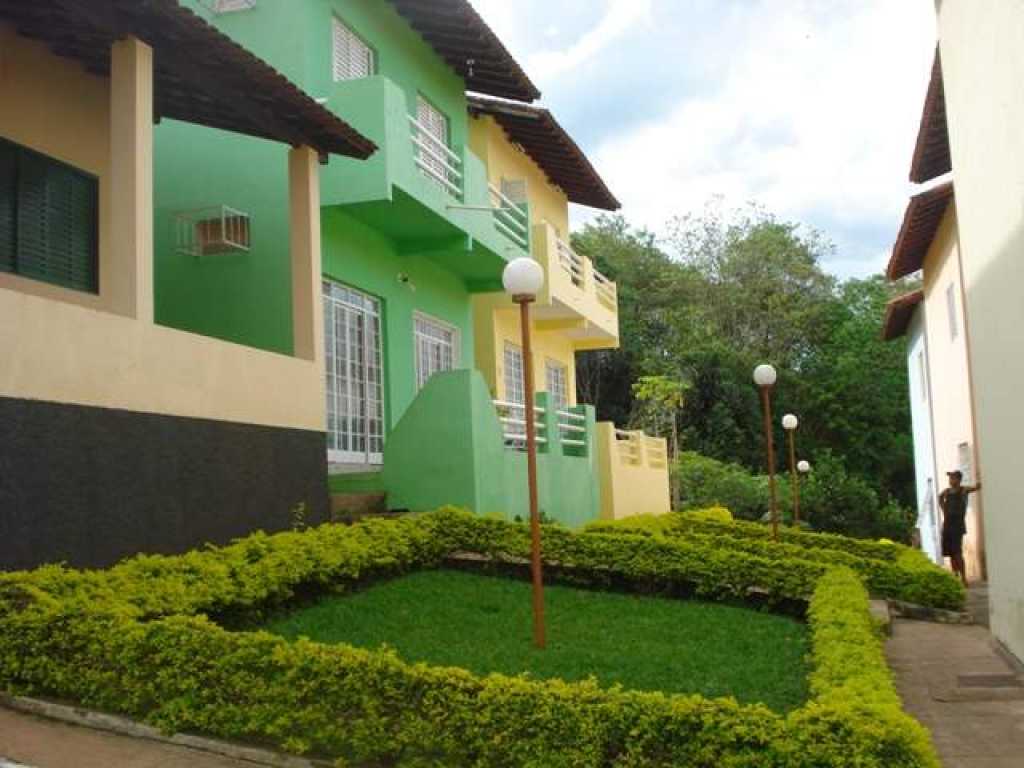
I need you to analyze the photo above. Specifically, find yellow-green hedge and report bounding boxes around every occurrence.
[584,511,964,611]
[0,509,938,767]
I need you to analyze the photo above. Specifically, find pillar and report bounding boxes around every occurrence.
[289,146,323,364]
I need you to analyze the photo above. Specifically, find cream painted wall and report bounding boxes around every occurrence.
[0,26,325,433]
[936,0,1024,661]
[468,115,570,237]
[0,24,117,314]
[595,423,671,519]
[920,205,983,581]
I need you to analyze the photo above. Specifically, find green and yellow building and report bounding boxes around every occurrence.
[0,0,668,569]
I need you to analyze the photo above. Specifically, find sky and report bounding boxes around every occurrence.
[469,0,938,280]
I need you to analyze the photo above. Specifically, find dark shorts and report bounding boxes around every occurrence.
[942,527,965,557]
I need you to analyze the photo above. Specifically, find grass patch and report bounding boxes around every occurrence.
[264,569,810,712]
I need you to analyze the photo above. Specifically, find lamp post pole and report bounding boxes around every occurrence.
[782,414,799,525]
[797,460,811,525]
[754,365,779,541]
[515,293,545,650]
[503,257,546,650]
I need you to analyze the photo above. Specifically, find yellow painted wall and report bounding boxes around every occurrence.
[0,26,325,433]
[472,296,578,404]
[595,423,671,519]
[468,114,570,238]
[937,0,1024,661]
[920,204,983,581]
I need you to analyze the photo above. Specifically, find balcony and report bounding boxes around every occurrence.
[319,76,529,286]
[531,221,619,348]
[595,426,671,520]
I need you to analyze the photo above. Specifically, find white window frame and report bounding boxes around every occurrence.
[917,349,928,402]
[946,282,959,341]
[415,94,452,190]
[414,311,460,390]
[545,358,569,413]
[323,280,385,465]
[332,16,375,82]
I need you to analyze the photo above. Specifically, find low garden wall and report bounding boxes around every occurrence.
[0,508,941,767]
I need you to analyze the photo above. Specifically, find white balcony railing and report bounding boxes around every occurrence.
[409,114,463,199]
[494,399,546,448]
[614,429,667,469]
[557,408,587,449]
[555,236,618,312]
[489,183,529,250]
[556,238,584,288]
[593,266,617,311]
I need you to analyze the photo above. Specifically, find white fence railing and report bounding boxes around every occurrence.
[556,408,587,449]
[489,184,529,250]
[593,266,617,310]
[555,238,585,288]
[555,236,618,312]
[494,399,546,448]
[614,429,667,469]
[409,115,463,198]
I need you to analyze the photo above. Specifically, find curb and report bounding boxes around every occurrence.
[0,695,330,768]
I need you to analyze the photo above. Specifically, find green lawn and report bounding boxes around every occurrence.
[264,570,810,711]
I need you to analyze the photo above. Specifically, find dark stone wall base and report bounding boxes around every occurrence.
[0,397,329,570]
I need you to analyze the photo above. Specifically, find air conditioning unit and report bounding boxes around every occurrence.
[175,205,251,257]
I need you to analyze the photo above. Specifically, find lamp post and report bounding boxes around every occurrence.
[782,413,799,525]
[753,364,779,541]
[503,257,546,649]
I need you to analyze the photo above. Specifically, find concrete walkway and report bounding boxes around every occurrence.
[0,708,260,768]
[886,587,1024,768]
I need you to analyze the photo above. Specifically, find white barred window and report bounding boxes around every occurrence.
[414,313,459,390]
[333,17,374,81]
[545,359,569,412]
[214,0,255,12]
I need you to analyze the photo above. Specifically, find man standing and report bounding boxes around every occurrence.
[939,470,981,587]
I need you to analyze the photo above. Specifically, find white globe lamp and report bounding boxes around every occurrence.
[782,413,798,430]
[753,363,777,388]
[798,460,811,474]
[502,257,544,298]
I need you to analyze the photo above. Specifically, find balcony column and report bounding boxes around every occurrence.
[581,253,595,296]
[289,146,323,364]
[109,36,153,321]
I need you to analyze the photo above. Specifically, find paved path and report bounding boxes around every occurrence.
[886,612,1024,768]
[0,708,256,768]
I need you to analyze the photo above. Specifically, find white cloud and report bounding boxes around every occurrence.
[525,0,653,82]
[583,0,937,278]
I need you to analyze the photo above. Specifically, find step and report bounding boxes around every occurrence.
[330,492,387,517]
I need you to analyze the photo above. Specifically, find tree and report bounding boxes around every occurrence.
[631,375,687,508]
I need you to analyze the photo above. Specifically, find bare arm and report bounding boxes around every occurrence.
[965,483,982,494]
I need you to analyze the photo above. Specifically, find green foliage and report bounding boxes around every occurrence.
[0,510,940,766]
[676,449,915,541]
[781,569,940,767]
[684,505,734,523]
[573,208,916,514]
[675,450,774,520]
[584,511,964,611]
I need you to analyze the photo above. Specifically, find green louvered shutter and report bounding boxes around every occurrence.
[16,148,98,293]
[0,142,14,275]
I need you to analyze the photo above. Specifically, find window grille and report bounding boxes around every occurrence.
[0,137,98,294]
[414,313,458,390]
[323,281,385,464]
[415,95,452,191]
[175,206,250,256]
[333,18,374,81]
[545,359,569,413]
[213,0,256,13]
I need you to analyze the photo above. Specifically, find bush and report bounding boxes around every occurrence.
[675,451,774,520]
[584,511,963,611]
[684,505,734,523]
[0,509,940,767]
[675,450,916,542]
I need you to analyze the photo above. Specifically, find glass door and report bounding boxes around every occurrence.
[323,281,384,465]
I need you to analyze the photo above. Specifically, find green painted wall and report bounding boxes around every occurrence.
[383,370,601,527]
[320,207,474,432]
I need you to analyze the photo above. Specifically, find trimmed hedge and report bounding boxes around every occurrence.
[584,511,963,611]
[0,509,939,767]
